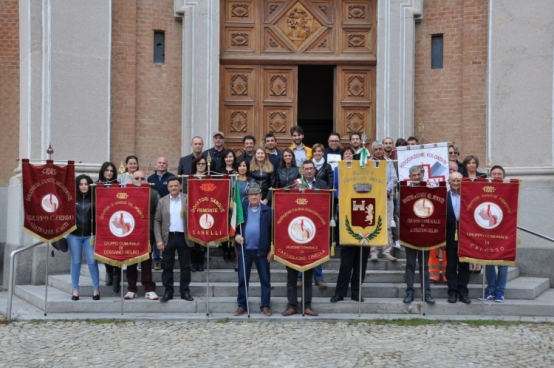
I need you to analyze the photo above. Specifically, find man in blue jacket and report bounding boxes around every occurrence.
[234,183,273,316]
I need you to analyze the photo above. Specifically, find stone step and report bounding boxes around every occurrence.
[50,272,545,300]
[84,263,519,284]
[14,285,554,317]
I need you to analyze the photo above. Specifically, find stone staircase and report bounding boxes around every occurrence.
[13,247,554,317]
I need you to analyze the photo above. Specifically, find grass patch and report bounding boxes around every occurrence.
[83,319,131,325]
[370,318,441,327]
[216,318,231,323]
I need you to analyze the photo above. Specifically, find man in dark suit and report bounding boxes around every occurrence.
[445,172,471,304]
[282,160,327,316]
[153,176,194,302]
[177,136,204,176]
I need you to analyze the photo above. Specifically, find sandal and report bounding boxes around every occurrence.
[124,292,137,300]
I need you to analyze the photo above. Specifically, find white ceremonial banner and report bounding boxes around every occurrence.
[396,143,449,186]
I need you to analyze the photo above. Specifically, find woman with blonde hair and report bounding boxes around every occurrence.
[250,146,275,206]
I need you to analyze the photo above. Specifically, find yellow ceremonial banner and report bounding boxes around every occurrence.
[338,160,388,246]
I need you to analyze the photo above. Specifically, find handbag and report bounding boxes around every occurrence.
[52,237,68,252]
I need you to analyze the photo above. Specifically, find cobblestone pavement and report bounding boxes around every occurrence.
[1,320,554,367]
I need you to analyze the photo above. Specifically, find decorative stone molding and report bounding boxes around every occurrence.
[376,0,423,141]
[174,0,220,154]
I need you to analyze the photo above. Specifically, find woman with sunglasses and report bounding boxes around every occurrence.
[189,156,208,272]
[448,144,467,177]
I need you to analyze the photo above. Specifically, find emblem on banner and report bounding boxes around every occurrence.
[288,216,316,244]
[199,213,215,229]
[351,198,375,227]
[200,183,216,191]
[109,211,135,237]
[354,183,372,193]
[413,198,434,218]
[41,194,59,213]
[474,202,503,229]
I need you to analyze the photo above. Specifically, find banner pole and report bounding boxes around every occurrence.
[301,271,305,317]
[44,242,49,316]
[206,246,210,318]
[241,241,250,318]
[422,250,426,317]
[481,271,485,317]
[358,246,362,317]
[121,266,124,315]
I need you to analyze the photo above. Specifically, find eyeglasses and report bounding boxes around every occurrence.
[133,177,146,181]
[328,140,340,143]
[197,162,206,165]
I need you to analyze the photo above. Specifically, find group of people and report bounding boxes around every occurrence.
[67,126,509,315]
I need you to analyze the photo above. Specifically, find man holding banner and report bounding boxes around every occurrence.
[445,172,471,304]
[154,177,194,302]
[234,183,273,317]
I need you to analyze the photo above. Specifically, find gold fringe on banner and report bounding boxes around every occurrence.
[459,256,515,267]
[93,251,151,268]
[187,235,230,248]
[23,225,77,245]
[274,255,330,273]
[399,240,445,251]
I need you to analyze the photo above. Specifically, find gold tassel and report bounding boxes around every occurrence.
[517,235,521,245]
[331,244,335,257]
[271,242,274,255]
[455,229,458,241]
[90,236,95,246]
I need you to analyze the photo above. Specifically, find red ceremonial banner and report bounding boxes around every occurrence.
[187,178,231,246]
[22,159,76,242]
[399,181,447,250]
[459,180,520,266]
[94,184,151,267]
[273,190,331,272]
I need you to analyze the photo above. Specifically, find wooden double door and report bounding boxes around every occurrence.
[220,0,377,153]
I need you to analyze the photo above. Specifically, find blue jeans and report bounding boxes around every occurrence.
[67,234,100,291]
[152,241,162,264]
[297,265,324,282]
[237,249,271,311]
[485,265,508,296]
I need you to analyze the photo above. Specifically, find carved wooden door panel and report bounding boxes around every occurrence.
[220,65,297,153]
[335,65,375,141]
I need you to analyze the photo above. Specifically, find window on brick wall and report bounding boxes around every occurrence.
[154,31,165,64]
[431,34,443,69]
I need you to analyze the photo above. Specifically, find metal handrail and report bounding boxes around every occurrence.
[6,241,45,322]
[518,226,554,243]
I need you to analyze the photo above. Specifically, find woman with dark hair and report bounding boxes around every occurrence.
[275,148,300,188]
[222,149,237,259]
[311,143,334,189]
[190,156,208,271]
[97,162,122,292]
[67,174,100,300]
[250,147,275,205]
[233,158,254,271]
[448,144,467,176]
[119,155,139,185]
[462,155,486,181]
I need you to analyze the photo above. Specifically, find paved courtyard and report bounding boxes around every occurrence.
[0,319,553,367]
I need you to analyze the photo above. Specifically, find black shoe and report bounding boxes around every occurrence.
[448,293,458,303]
[351,296,365,302]
[403,294,414,303]
[197,263,204,272]
[425,294,436,304]
[191,263,197,272]
[181,293,194,301]
[71,295,79,301]
[92,294,100,301]
[105,274,113,286]
[330,295,344,303]
[459,295,471,304]
[160,294,173,303]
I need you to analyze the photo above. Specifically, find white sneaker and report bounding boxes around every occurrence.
[370,254,378,262]
[145,291,159,300]
[383,253,397,261]
[393,241,402,250]
[390,218,396,227]
[124,292,137,300]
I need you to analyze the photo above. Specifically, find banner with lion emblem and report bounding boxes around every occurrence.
[338,160,388,246]
[458,180,520,266]
[273,190,331,272]
[94,184,151,267]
